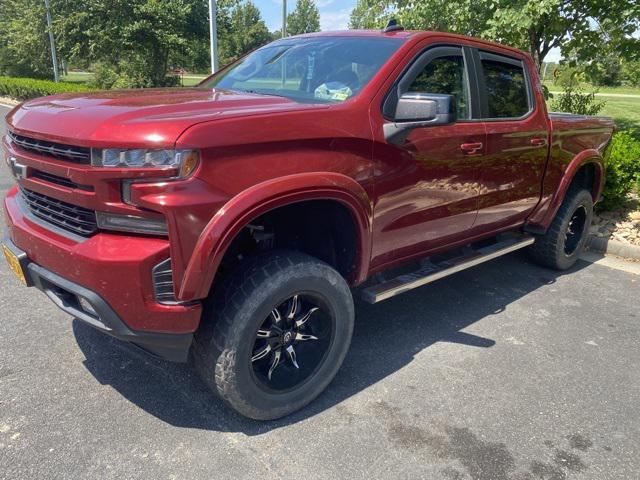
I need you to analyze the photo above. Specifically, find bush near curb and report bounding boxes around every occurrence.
[0,76,93,101]
[599,130,640,211]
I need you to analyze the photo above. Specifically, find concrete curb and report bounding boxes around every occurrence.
[587,235,640,260]
[0,98,19,108]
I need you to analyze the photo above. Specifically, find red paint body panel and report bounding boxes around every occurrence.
[2,30,614,335]
[474,50,551,232]
[4,187,202,333]
[526,113,614,228]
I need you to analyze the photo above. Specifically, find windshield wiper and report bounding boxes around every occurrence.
[243,89,288,99]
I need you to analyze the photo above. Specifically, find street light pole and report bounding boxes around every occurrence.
[43,0,59,82]
[209,0,219,73]
[282,0,287,38]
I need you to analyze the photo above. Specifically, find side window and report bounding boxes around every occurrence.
[480,58,529,118]
[408,55,471,120]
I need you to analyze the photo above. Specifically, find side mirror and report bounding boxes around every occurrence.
[384,93,457,144]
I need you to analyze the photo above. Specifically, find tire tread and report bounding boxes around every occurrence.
[193,250,353,419]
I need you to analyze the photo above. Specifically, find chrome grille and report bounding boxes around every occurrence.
[8,131,91,164]
[20,187,97,237]
[152,258,178,304]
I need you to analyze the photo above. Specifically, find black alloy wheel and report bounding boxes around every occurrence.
[250,293,333,391]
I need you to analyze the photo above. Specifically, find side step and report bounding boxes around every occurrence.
[361,234,535,304]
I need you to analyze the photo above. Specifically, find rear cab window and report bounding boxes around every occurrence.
[477,51,532,119]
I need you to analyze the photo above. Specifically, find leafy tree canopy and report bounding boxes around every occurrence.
[0,0,273,85]
[0,0,52,78]
[287,0,321,36]
[222,0,272,63]
[349,0,640,70]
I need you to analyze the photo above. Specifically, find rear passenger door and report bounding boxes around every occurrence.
[471,50,549,231]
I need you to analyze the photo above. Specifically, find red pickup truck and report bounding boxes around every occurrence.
[2,27,614,420]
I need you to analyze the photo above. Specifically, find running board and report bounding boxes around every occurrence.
[361,235,535,304]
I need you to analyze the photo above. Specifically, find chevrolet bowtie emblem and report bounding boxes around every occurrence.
[8,156,27,180]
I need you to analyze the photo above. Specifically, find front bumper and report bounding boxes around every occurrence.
[3,186,202,362]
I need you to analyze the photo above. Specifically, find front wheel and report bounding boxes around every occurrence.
[193,250,354,420]
[528,188,593,270]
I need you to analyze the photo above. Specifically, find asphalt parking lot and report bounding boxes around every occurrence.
[1,103,639,480]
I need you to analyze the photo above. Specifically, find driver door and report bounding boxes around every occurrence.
[370,45,486,269]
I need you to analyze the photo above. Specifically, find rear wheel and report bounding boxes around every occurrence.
[193,250,354,420]
[528,188,593,270]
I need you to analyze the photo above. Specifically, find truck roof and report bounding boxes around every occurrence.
[294,29,531,60]
[298,29,419,39]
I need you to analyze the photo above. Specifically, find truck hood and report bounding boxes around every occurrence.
[7,88,325,148]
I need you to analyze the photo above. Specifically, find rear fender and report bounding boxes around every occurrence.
[177,172,373,301]
[529,149,604,229]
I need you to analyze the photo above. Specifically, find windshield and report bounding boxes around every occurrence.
[200,37,403,104]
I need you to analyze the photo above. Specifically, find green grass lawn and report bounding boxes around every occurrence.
[181,75,207,86]
[544,81,640,96]
[60,71,94,83]
[547,94,640,138]
[598,97,640,135]
[61,71,208,87]
[587,85,640,96]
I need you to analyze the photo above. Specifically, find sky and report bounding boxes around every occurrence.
[253,0,356,32]
[252,0,563,62]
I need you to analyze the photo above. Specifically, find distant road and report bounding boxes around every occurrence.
[549,91,640,98]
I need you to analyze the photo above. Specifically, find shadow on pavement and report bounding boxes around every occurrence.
[73,252,592,434]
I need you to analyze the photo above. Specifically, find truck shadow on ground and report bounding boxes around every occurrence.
[73,252,592,435]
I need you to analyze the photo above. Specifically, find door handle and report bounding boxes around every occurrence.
[460,142,483,155]
[530,137,547,147]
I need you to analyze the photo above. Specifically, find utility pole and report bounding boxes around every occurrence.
[282,0,287,38]
[209,0,219,73]
[44,0,59,82]
[280,0,287,85]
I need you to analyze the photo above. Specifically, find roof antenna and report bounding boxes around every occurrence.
[383,18,404,33]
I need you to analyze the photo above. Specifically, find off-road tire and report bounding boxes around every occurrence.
[528,188,593,270]
[193,250,354,420]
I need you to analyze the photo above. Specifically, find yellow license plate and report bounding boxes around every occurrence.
[2,243,27,286]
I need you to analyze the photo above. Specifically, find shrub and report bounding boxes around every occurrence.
[89,63,119,90]
[0,76,92,101]
[599,130,640,211]
[622,61,640,88]
[89,58,181,90]
[549,83,606,116]
[584,56,623,87]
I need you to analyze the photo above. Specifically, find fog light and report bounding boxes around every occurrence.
[77,296,97,316]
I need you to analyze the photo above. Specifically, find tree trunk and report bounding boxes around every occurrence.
[529,27,542,72]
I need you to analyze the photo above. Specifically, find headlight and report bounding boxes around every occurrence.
[91,148,199,177]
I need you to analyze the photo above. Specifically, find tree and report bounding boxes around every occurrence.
[348,0,640,71]
[622,61,640,87]
[484,0,639,71]
[52,0,208,87]
[584,55,623,86]
[287,0,320,36]
[0,0,53,79]
[349,0,488,36]
[222,1,272,63]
